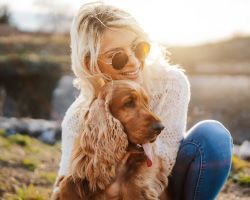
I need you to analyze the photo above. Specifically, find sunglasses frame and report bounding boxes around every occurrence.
[99,41,150,70]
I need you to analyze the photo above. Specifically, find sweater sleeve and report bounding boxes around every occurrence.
[150,68,190,174]
[58,95,87,176]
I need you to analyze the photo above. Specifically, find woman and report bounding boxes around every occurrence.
[55,2,233,199]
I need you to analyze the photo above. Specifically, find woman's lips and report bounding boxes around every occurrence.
[120,67,140,79]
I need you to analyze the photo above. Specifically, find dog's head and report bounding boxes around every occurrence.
[99,80,164,168]
[100,80,164,146]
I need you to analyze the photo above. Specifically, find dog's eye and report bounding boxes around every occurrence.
[123,99,135,108]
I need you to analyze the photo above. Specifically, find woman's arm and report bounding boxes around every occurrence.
[52,95,87,194]
[150,68,191,174]
[58,96,86,176]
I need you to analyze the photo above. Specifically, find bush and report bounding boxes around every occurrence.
[8,134,32,147]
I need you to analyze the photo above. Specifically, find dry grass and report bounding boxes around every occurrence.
[0,131,249,199]
[0,132,60,199]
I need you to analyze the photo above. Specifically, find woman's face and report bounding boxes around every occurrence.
[98,28,144,83]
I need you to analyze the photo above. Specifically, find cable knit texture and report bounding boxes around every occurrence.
[58,67,190,178]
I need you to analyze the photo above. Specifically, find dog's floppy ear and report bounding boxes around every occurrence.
[70,86,128,192]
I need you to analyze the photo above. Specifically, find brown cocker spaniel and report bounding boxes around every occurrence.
[52,80,169,200]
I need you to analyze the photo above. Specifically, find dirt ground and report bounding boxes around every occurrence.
[0,133,249,199]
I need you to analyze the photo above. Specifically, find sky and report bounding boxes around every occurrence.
[1,0,250,46]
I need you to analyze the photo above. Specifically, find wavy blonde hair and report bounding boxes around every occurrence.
[70,2,173,106]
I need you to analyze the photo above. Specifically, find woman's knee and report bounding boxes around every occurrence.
[186,120,233,151]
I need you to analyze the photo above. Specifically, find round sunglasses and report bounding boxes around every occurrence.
[100,41,150,70]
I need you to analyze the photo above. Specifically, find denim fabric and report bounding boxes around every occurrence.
[168,120,233,200]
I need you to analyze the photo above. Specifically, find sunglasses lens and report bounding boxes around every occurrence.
[111,41,150,70]
[112,52,128,70]
[135,42,150,60]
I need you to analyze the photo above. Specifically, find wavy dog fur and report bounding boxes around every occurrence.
[54,80,169,200]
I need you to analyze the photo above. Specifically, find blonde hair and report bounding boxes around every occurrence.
[70,1,172,107]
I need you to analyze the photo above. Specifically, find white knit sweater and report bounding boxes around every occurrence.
[58,67,190,177]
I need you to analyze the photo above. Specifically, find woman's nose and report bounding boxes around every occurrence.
[125,49,140,67]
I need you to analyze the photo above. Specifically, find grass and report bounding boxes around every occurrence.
[232,155,250,172]
[0,129,5,136]
[230,155,250,186]
[39,172,57,184]
[8,134,32,147]
[0,133,60,199]
[0,34,69,45]
[4,184,49,200]
[0,53,69,64]
[0,135,11,149]
[234,174,250,185]
[22,158,39,171]
[237,175,250,185]
[0,182,6,193]
[16,184,48,200]
[0,33,70,72]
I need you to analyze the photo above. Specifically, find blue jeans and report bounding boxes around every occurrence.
[168,120,233,200]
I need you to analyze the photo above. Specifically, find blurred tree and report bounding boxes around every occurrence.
[0,5,10,24]
[34,0,72,33]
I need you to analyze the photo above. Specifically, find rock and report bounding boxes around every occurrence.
[38,129,57,145]
[0,117,61,144]
[233,144,240,156]
[51,75,79,121]
[238,140,250,161]
[5,128,17,136]
[233,140,250,161]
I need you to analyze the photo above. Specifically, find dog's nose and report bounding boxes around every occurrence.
[151,122,164,135]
